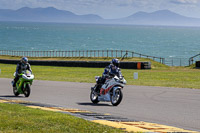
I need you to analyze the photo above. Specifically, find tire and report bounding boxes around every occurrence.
[24,84,31,97]
[90,89,99,104]
[111,88,123,106]
[13,87,19,96]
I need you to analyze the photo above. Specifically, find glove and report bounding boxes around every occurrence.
[109,72,115,77]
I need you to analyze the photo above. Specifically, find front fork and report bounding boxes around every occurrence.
[16,79,23,93]
[91,84,96,91]
[91,84,100,95]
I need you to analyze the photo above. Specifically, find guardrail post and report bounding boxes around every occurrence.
[111,50,113,57]
[107,50,108,57]
[191,58,193,65]
[90,50,92,57]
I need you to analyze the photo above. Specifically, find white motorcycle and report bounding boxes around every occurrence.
[90,74,126,106]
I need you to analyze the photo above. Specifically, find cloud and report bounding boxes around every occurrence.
[170,0,199,4]
[68,0,152,8]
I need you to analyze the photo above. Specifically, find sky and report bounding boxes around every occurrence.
[0,0,200,19]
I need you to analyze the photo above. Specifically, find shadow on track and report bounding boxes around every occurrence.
[77,102,111,106]
[0,95,24,98]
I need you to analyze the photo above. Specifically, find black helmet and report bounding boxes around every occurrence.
[111,58,120,67]
[21,57,28,65]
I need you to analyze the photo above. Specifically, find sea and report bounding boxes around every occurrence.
[0,21,200,66]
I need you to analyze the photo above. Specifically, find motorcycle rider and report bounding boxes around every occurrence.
[94,58,122,93]
[12,57,32,87]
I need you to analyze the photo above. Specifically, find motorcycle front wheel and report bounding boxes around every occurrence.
[90,89,99,104]
[24,84,31,97]
[111,88,123,106]
[13,87,19,96]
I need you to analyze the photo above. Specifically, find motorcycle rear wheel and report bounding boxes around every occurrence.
[24,84,31,97]
[90,90,99,104]
[111,88,123,106]
[13,87,19,96]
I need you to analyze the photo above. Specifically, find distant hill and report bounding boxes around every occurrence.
[0,7,200,26]
[0,7,103,23]
[112,10,200,26]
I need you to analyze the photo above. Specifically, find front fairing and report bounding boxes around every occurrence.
[16,72,34,93]
[22,74,34,81]
[114,76,126,86]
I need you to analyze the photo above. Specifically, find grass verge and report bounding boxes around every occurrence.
[0,56,199,89]
[0,102,123,133]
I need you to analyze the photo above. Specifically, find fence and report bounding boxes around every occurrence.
[0,50,165,64]
[189,53,200,66]
[164,58,189,66]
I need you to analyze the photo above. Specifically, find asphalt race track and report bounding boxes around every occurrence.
[0,78,200,132]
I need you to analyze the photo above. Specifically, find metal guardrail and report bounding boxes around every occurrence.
[1,50,200,66]
[0,50,165,64]
[189,53,200,66]
[164,58,188,66]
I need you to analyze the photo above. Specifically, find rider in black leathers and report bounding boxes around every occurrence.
[95,58,122,93]
[12,57,32,87]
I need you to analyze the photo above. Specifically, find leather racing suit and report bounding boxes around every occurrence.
[95,64,122,92]
[13,62,32,87]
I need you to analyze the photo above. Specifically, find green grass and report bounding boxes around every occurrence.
[0,55,200,89]
[0,56,199,132]
[0,103,123,133]
[0,62,200,89]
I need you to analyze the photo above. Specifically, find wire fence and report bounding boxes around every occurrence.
[164,58,189,66]
[0,50,165,64]
[1,50,199,66]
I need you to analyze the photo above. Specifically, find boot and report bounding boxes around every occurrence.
[95,84,102,93]
[12,80,16,87]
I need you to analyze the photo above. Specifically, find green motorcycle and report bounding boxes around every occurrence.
[12,70,34,97]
